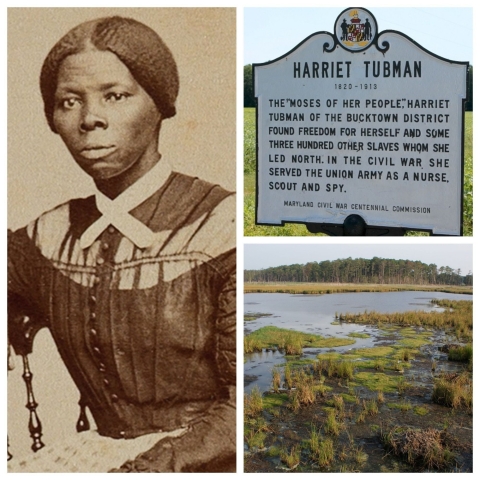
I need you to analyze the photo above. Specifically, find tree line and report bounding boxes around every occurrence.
[245,257,473,286]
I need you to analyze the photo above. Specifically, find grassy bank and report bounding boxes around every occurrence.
[244,325,355,354]
[338,299,472,343]
[244,109,473,236]
[245,282,472,295]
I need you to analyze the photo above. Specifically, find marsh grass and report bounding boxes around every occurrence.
[448,344,472,364]
[324,410,342,436]
[262,392,289,413]
[363,399,379,416]
[245,386,263,417]
[244,326,355,354]
[351,445,368,466]
[333,300,472,343]
[400,348,413,361]
[353,371,400,394]
[380,426,459,471]
[272,368,281,393]
[332,394,345,412]
[245,427,267,450]
[244,336,263,353]
[387,400,412,412]
[348,332,370,339]
[245,282,472,295]
[432,372,472,411]
[397,377,411,395]
[280,444,301,469]
[284,363,293,389]
[317,358,355,380]
[309,425,334,467]
[413,406,429,416]
[244,416,269,450]
[266,445,282,457]
[356,410,366,424]
[292,370,316,406]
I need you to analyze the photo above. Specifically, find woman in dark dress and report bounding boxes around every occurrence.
[8,15,235,473]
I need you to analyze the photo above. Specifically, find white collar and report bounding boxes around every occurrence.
[79,159,172,250]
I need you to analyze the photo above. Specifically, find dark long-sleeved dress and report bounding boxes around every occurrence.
[8,171,236,472]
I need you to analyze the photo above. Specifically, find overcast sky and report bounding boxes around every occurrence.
[244,243,473,274]
[244,7,472,66]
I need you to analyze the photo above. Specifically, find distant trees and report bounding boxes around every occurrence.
[245,257,472,286]
[465,65,473,112]
[244,64,255,107]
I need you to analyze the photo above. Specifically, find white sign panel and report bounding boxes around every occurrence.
[254,8,468,235]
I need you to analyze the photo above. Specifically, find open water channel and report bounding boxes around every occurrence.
[244,291,471,394]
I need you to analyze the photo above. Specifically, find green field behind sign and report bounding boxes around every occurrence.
[244,108,473,236]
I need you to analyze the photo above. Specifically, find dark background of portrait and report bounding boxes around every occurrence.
[7,7,236,457]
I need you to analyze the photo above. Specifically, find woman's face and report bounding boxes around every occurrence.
[53,49,162,186]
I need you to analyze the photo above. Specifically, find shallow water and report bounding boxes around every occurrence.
[244,291,471,393]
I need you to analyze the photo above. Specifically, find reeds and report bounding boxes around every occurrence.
[284,363,293,389]
[292,370,316,406]
[280,445,300,469]
[432,372,472,411]
[317,358,355,380]
[310,425,335,467]
[244,386,263,417]
[448,344,472,364]
[272,368,281,393]
[324,410,342,436]
[245,283,471,296]
[336,300,472,343]
[244,336,263,353]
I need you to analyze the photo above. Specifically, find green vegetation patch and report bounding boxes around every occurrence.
[448,344,472,363]
[398,327,432,337]
[245,326,355,354]
[351,346,396,358]
[340,393,356,403]
[244,416,269,450]
[348,332,371,338]
[387,401,413,412]
[397,337,429,348]
[262,392,288,413]
[353,371,402,393]
[317,352,344,361]
[413,406,429,416]
[283,358,314,367]
[244,312,272,321]
[432,372,472,411]
[318,337,356,348]
[265,445,282,457]
[338,300,472,343]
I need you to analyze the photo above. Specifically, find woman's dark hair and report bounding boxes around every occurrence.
[40,16,179,132]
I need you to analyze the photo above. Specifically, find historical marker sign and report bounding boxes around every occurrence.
[253,8,469,235]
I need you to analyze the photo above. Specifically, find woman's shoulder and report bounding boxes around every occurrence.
[9,196,96,249]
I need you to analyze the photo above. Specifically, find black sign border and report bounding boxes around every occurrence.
[252,19,469,236]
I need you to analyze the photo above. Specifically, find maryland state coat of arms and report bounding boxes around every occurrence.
[335,8,377,52]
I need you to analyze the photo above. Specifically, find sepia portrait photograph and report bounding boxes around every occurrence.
[7,7,236,473]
